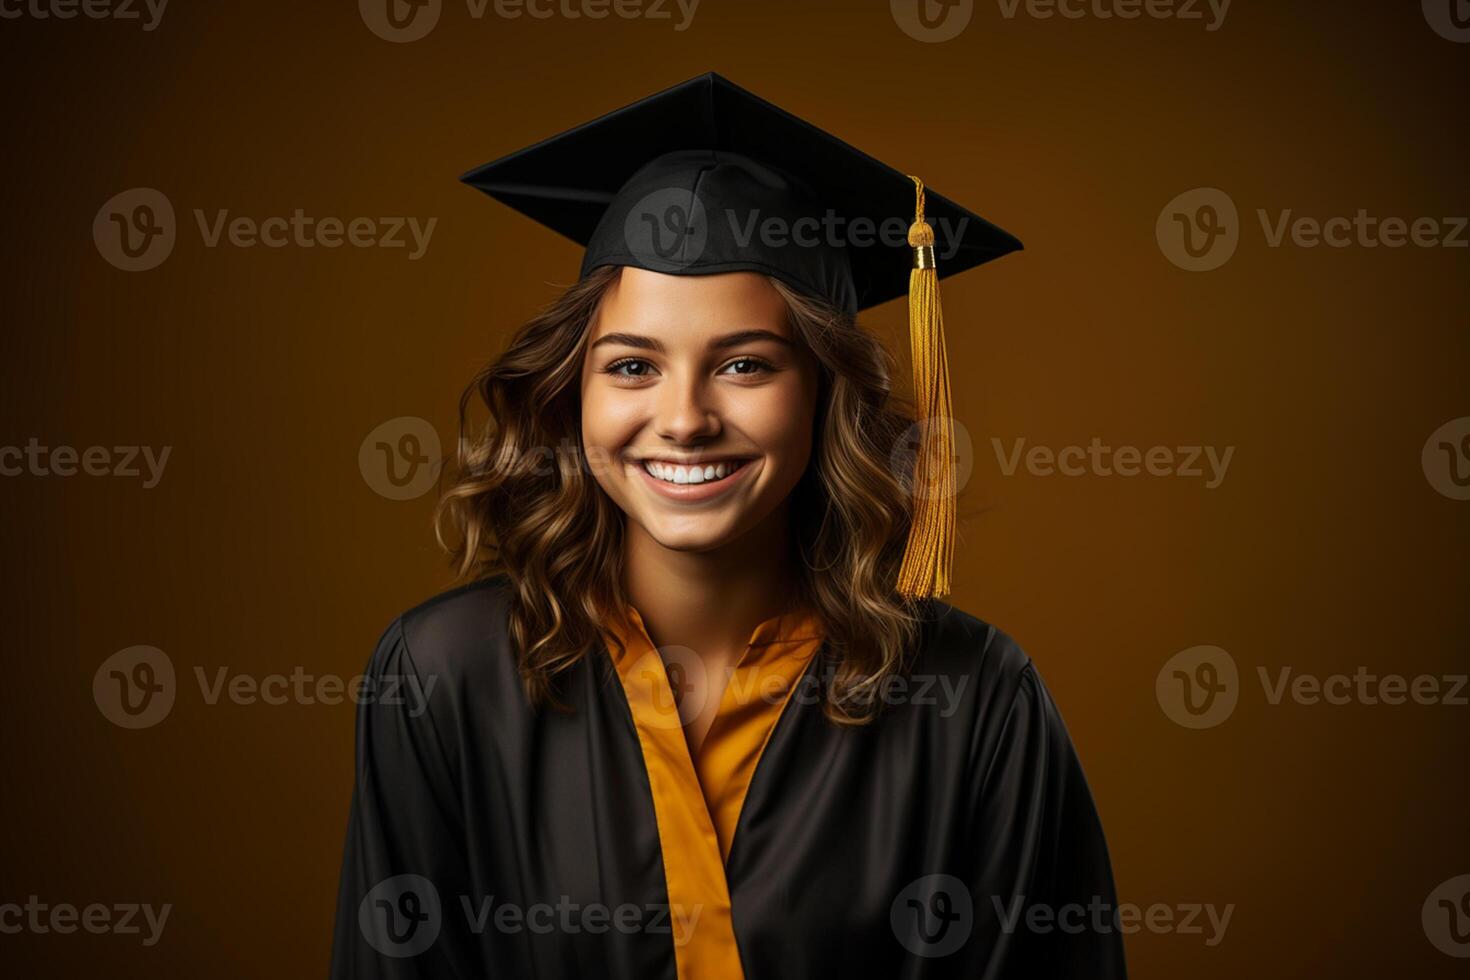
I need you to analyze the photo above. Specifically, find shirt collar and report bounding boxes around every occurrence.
[604,602,825,665]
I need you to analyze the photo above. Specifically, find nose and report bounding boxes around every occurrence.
[653,371,721,445]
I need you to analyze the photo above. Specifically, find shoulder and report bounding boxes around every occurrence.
[909,598,1039,713]
[367,573,518,692]
[903,599,1081,762]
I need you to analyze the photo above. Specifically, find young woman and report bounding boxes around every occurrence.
[331,73,1126,980]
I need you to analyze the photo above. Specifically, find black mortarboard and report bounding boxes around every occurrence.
[460,71,1020,314]
[461,72,1024,600]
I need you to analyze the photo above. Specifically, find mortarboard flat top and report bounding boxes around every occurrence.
[460,72,1021,314]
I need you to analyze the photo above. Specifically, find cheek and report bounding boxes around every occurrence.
[739,377,818,468]
[579,381,650,480]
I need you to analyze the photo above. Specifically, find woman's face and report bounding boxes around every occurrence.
[579,267,820,553]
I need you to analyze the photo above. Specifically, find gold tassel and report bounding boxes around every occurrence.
[895,176,956,600]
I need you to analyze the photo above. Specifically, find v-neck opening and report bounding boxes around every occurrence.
[601,604,825,980]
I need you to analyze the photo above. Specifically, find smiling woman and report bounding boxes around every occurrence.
[432,259,925,734]
[330,72,1125,980]
[580,267,818,554]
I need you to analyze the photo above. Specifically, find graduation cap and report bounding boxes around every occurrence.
[461,72,1022,600]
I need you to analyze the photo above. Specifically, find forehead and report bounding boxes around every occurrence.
[589,267,791,342]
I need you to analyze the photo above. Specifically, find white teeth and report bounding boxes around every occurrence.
[641,460,741,486]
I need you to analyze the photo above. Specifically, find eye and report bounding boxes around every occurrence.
[605,357,656,381]
[719,356,776,377]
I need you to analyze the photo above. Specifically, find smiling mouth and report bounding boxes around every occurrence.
[638,458,753,487]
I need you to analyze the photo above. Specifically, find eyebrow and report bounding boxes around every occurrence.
[590,329,793,354]
[711,329,793,351]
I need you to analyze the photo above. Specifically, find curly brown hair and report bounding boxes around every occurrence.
[434,265,927,724]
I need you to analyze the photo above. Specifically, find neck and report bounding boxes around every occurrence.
[621,507,800,657]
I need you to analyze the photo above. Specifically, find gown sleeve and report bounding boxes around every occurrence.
[329,616,481,979]
[963,640,1128,979]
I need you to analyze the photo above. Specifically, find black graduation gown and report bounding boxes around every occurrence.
[329,574,1127,979]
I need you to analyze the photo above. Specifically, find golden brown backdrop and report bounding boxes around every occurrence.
[0,0,1466,977]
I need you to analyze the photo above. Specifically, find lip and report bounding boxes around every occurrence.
[629,456,758,503]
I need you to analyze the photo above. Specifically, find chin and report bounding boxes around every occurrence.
[634,515,745,553]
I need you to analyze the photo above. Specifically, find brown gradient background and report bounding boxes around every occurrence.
[1,0,1467,976]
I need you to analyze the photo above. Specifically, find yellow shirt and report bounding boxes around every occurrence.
[601,605,825,980]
